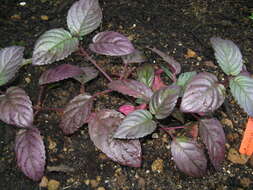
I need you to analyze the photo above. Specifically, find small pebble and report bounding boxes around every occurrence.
[151,158,164,173]
[152,133,159,139]
[41,15,49,20]
[97,187,106,190]
[227,148,249,164]
[39,176,48,187]
[48,179,60,190]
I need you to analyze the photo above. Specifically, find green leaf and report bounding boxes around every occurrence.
[210,37,243,76]
[137,64,154,87]
[113,110,156,139]
[229,75,253,116]
[32,28,79,65]
[149,85,180,119]
[176,71,197,96]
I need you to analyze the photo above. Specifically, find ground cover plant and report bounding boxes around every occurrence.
[0,0,253,182]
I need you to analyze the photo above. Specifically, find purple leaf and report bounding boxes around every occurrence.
[171,138,207,177]
[118,104,136,115]
[39,64,84,85]
[149,85,180,119]
[73,66,99,84]
[60,93,93,135]
[149,47,181,75]
[67,0,102,37]
[0,46,24,86]
[121,49,146,64]
[32,28,79,65]
[108,79,153,101]
[152,69,167,91]
[113,110,156,139]
[180,72,225,113]
[0,87,33,128]
[199,118,225,169]
[210,37,243,76]
[15,128,45,181]
[89,31,135,56]
[88,109,141,167]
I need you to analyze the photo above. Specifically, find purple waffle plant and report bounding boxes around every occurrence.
[0,0,252,181]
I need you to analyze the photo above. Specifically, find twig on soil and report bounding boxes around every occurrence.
[79,47,113,82]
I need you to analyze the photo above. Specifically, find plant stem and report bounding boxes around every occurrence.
[162,126,187,131]
[79,47,113,82]
[92,89,112,99]
[33,106,64,112]
[120,62,129,80]
[80,84,85,94]
[22,58,32,66]
[159,125,175,140]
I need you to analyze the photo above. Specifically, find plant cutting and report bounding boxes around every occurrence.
[0,0,253,181]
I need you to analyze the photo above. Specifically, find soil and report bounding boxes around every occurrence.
[1,0,253,190]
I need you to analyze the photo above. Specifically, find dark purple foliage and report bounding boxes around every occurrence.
[121,49,146,64]
[0,87,33,128]
[39,64,84,85]
[199,118,225,169]
[89,31,135,56]
[67,0,102,37]
[108,79,153,101]
[60,93,93,135]
[171,138,207,177]
[88,110,142,167]
[73,66,99,84]
[149,47,181,75]
[180,72,225,113]
[15,128,45,181]
[0,46,24,86]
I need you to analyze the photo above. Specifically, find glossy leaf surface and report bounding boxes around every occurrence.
[67,0,102,37]
[60,93,93,135]
[89,31,135,56]
[39,64,83,85]
[32,28,79,65]
[121,49,146,64]
[88,109,141,167]
[114,110,156,139]
[0,87,33,127]
[199,118,225,169]
[15,128,45,181]
[176,71,197,94]
[149,47,181,75]
[73,66,99,84]
[149,85,180,119]
[171,138,207,177]
[137,64,154,88]
[108,79,153,101]
[210,37,243,76]
[229,75,253,116]
[180,72,225,113]
[0,46,24,86]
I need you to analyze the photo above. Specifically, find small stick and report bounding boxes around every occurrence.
[79,47,113,82]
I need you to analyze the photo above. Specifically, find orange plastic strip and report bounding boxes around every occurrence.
[239,117,253,156]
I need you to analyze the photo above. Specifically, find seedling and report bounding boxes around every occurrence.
[0,0,252,181]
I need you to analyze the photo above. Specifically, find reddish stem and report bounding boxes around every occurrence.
[92,89,112,99]
[79,47,113,82]
[33,106,64,112]
[80,84,85,94]
[162,126,187,131]
[120,62,129,80]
